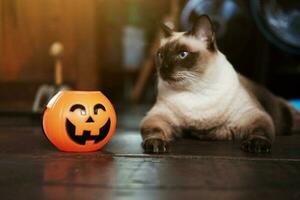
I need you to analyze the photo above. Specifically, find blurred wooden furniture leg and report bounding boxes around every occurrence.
[131,0,179,103]
[32,42,70,113]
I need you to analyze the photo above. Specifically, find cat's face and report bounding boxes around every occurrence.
[156,15,217,86]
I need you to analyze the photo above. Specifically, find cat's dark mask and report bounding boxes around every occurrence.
[156,15,217,82]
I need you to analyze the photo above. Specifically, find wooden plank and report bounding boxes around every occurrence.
[105,131,300,161]
[0,151,299,199]
[71,0,99,90]
[0,0,100,89]
[0,126,300,160]
[0,126,300,199]
[1,0,48,81]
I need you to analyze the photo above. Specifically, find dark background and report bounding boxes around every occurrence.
[0,0,299,112]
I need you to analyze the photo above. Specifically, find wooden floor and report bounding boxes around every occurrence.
[0,118,300,199]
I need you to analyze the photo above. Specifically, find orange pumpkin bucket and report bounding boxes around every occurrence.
[42,91,116,152]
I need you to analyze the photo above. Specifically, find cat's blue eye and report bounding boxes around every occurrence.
[178,51,189,59]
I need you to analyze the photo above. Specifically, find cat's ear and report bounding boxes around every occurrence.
[191,15,216,51]
[161,23,173,37]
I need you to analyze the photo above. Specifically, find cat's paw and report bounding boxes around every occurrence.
[142,138,169,154]
[241,136,272,153]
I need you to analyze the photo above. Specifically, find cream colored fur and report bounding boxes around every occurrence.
[141,48,274,141]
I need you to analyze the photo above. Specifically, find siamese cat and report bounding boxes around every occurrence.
[140,15,300,153]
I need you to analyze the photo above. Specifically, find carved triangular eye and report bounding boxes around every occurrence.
[94,103,106,114]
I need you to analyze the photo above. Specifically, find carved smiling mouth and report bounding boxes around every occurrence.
[66,118,111,145]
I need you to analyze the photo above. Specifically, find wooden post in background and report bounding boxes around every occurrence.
[131,0,180,103]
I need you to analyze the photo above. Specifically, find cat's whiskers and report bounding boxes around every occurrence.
[173,71,203,85]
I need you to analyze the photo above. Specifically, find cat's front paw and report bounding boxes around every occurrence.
[241,136,272,153]
[142,138,169,154]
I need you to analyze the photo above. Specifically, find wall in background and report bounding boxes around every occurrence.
[1,0,298,112]
[0,0,100,89]
[0,0,169,111]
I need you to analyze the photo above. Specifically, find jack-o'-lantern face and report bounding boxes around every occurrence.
[66,103,111,145]
[43,91,116,152]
